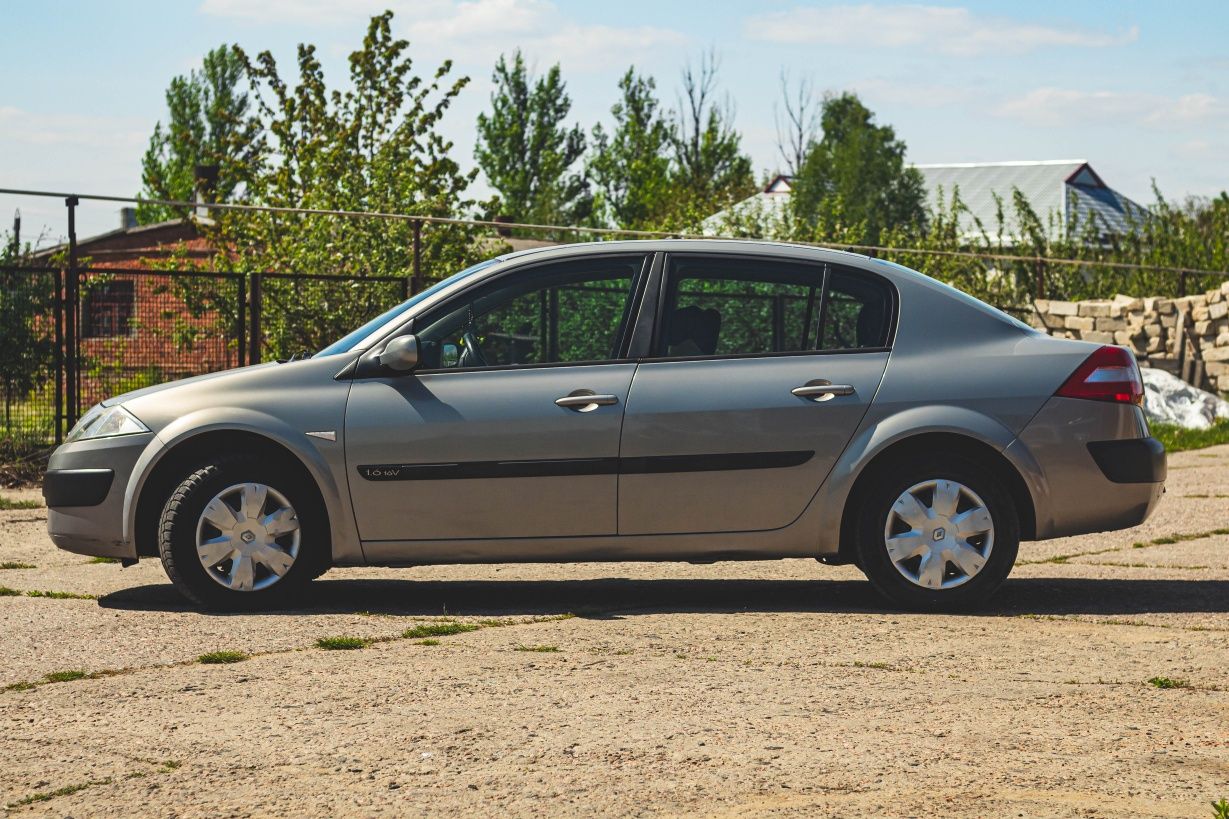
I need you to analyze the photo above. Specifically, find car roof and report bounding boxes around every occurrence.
[493,238,875,269]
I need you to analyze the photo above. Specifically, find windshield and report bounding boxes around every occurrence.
[315,259,499,357]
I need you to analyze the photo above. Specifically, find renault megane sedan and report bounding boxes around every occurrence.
[44,240,1166,610]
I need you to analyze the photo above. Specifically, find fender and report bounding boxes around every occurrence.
[121,407,363,565]
[806,403,1046,554]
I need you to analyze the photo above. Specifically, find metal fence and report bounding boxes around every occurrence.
[4,186,1229,455]
[0,264,411,451]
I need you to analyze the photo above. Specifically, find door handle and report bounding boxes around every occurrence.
[792,383,855,400]
[555,392,619,411]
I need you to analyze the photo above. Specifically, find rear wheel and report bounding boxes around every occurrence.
[157,455,327,609]
[855,455,1018,611]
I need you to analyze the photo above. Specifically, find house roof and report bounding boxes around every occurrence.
[915,160,1147,240]
[31,218,207,263]
[703,160,1148,243]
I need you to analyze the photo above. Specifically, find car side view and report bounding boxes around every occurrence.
[44,240,1166,610]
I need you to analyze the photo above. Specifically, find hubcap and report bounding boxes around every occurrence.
[883,479,994,590]
[195,483,301,592]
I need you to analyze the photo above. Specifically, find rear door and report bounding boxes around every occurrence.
[618,255,893,535]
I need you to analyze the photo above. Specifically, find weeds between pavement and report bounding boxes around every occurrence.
[1148,676,1192,690]
[197,651,249,665]
[0,585,97,599]
[1018,526,1229,566]
[1,613,579,697]
[5,761,180,810]
[316,636,371,650]
[0,562,35,570]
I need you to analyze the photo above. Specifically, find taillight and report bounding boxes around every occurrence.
[1055,345,1144,405]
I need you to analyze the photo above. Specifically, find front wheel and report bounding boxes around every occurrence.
[157,455,327,609]
[855,455,1019,611]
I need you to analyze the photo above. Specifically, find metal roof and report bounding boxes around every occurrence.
[705,160,1148,243]
[916,160,1147,240]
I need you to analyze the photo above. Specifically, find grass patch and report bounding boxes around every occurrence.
[7,779,110,808]
[24,589,96,600]
[1147,676,1191,690]
[515,644,560,653]
[417,639,441,646]
[3,681,36,692]
[198,650,249,665]
[87,556,119,564]
[852,661,893,670]
[315,636,370,651]
[43,670,88,683]
[1211,798,1229,819]
[0,586,19,596]
[0,495,41,511]
[1151,419,1229,453]
[402,622,481,639]
[0,562,34,570]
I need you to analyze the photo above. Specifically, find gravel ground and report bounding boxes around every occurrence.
[1,447,1227,817]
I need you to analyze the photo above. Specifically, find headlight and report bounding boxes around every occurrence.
[66,405,150,443]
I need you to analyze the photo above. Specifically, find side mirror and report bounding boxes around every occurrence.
[378,334,420,372]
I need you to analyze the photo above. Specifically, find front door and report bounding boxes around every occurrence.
[345,254,649,542]
[618,255,893,535]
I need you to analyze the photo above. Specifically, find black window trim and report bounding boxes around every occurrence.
[360,251,657,378]
[641,251,898,364]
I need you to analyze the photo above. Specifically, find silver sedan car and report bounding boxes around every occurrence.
[45,240,1165,610]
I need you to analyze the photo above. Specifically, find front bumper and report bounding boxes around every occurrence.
[44,433,152,559]
[1011,397,1165,540]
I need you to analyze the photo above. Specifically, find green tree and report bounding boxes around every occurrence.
[475,51,589,225]
[138,45,261,223]
[212,12,481,357]
[790,92,927,244]
[589,68,675,230]
[670,52,755,217]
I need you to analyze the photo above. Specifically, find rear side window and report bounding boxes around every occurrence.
[819,269,893,350]
[654,257,892,358]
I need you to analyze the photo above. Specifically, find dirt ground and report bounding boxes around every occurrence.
[1,447,1227,818]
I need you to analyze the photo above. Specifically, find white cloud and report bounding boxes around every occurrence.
[744,4,1138,57]
[199,0,398,26]
[199,0,686,72]
[993,88,1225,128]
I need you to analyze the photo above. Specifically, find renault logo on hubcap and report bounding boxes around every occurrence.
[241,531,256,543]
[932,527,946,541]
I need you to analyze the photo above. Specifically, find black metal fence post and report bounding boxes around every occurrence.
[64,196,79,428]
[236,275,247,368]
[411,220,422,295]
[249,272,262,365]
[53,267,63,444]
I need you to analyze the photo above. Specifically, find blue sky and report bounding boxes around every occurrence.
[2,1,1226,243]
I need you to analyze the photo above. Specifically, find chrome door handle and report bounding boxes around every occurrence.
[792,383,855,400]
[555,393,619,411]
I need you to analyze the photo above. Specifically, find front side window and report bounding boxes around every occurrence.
[654,257,892,358]
[415,257,644,370]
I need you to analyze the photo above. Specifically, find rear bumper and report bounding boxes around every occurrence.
[1011,398,1165,540]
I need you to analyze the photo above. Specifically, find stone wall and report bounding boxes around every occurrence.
[1029,280,1229,394]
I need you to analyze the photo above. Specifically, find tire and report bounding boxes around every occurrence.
[854,454,1019,612]
[157,455,328,610]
